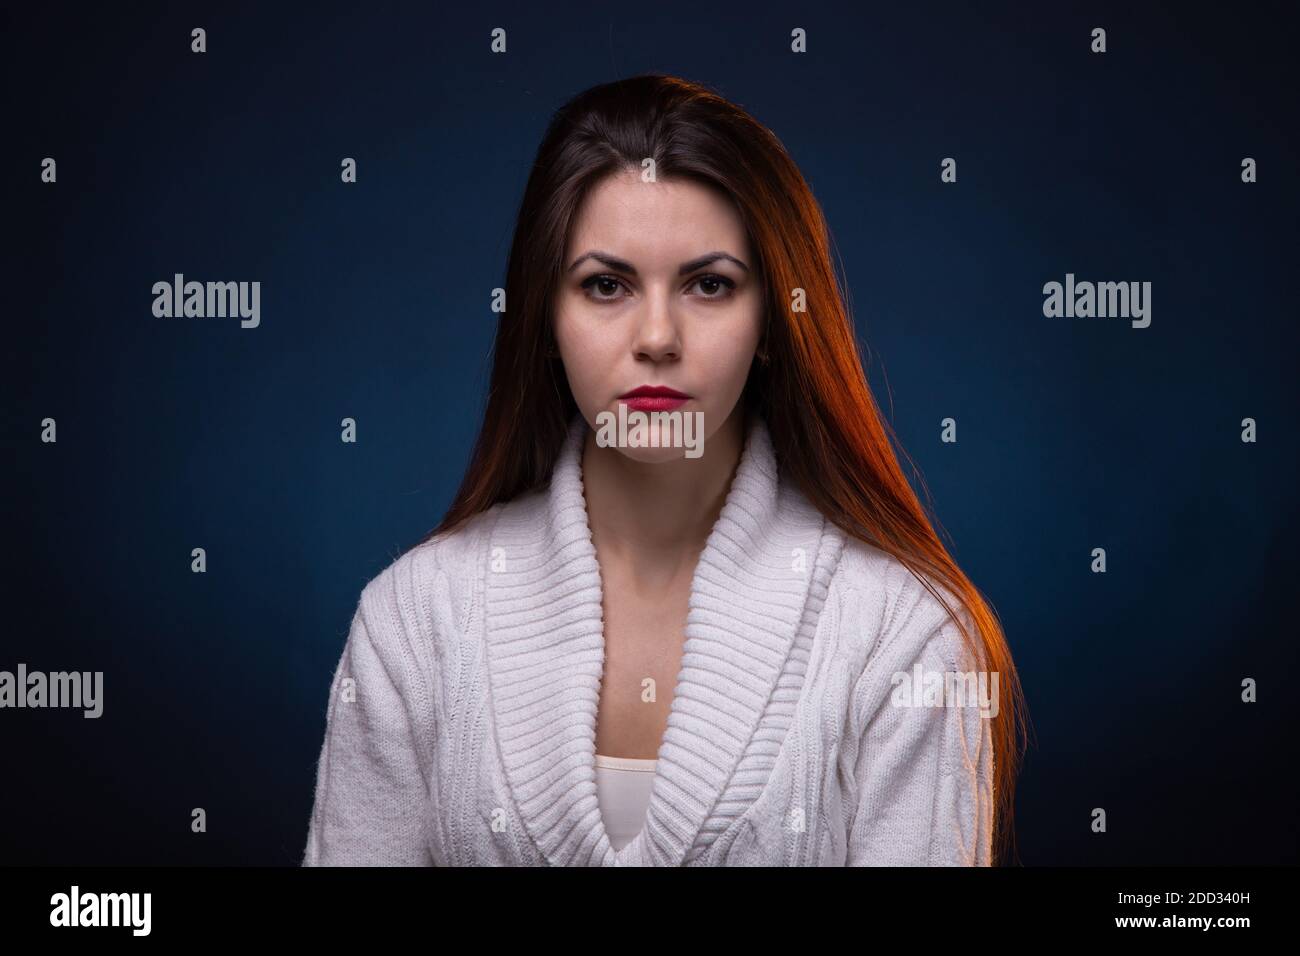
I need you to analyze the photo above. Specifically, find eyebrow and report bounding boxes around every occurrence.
[565,250,749,276]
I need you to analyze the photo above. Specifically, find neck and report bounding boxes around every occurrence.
[580,403,748,577]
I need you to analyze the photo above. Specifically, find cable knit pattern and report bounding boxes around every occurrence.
[303,413,994,866]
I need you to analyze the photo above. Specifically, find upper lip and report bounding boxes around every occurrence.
[618,385,691,399]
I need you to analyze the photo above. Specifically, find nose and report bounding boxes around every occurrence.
[631,291,682,363]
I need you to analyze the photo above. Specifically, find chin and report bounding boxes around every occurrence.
[589,405,711,461]
[614,443,698,465]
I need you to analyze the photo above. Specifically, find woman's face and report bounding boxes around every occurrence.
[553,168,764,462]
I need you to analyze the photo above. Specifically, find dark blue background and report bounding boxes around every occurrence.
[5,1,1297,864]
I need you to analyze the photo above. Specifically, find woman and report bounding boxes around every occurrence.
[303,73,1024,866]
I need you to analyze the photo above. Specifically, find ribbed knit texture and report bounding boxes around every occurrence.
[303,413,994,866]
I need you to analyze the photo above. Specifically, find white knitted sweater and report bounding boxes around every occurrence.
[303,413,994,866]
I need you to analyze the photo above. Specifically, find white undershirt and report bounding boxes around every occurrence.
[593,753,657,851]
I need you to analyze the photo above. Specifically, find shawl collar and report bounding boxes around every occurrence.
[482,412,842,866]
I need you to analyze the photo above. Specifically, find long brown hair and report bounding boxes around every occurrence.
[411,73,1026,865]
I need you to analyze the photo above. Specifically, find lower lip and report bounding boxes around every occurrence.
[620,396,689,413]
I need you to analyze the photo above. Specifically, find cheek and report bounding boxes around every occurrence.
[555,296,621,359]
[554,309,619,409]
[559,341,616,386]
[696,313,762,388]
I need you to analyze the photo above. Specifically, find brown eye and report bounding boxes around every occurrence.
[581,275,627,301]
[692,274,736,298]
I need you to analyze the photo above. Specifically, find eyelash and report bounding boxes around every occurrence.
[579,273,736,302]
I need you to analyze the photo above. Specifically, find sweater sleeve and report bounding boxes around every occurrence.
[302,601,434,866]
[845,612,994,866]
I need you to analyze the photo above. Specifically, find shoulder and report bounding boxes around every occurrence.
[828,538,990,752]
[352,503,507,657]
[830,536,980,675]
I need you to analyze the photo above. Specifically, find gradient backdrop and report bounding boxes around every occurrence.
[5,1,1298,864]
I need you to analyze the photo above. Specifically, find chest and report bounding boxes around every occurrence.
[592,567,691,760]
[440,619,860,867]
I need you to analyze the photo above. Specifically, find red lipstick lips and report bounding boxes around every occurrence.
[618,385,691,413]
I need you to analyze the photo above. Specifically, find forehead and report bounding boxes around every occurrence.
[565,169,749,263]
